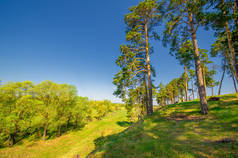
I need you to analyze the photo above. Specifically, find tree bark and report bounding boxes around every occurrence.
[184,65,188,101]
[232,73,238,92]
[225,21,238,77]
[188,11,208,114]
[201,67,207,96]
[143,73,149,114]
[218,65,226,95]
[42,123,47,141]
[57,125,61,137]
[144,18,153,115]
[7,135,11,147]
[233,1,238,28]
[74,116,78,129]
[7,134,15,147]
[191,79,195,100]
[66,117,70,129]
[225,50,238,83]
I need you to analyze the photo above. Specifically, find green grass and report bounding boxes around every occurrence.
[1,93,238,158]
[89,93,238,158]
[0,110,128,158]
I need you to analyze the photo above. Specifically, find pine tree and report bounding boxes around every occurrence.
[162,0,209,114]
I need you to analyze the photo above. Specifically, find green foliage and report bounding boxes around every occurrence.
[0,80,118,146]
[157,74,186,106]
[114,0,161,118]
[0,94,238,157]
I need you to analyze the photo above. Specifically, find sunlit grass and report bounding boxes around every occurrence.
[0,110,128,158]
[90,93,238,158]
[1,93,238,158]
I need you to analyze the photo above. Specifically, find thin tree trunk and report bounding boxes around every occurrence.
[202,67,207,96]
[232,74,238,92]
[233,1,238,28]
[191,79,195,100]
[7,134,15,146]
[144,18,153,115]
[218,68,226,95]
[66,117,70,129]
[225,50,238,82]
[188,11,208,114]
[7,135,11,147]
[57,125,61,137]
[184,65,188,101]
[143,73,149,114]
[42,123,47,141]
[74,116,78,129]
[225,20,238,77]
[218,66,226,95]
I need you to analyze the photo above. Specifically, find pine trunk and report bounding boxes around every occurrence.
[202,67,207,96]
[232,74,238,92]
[218,66,226,95]
[225,21,238,77]
[144,18,153,115]
[143,74,149,114]
[188,11,208,114]
[191,80,195,100]
[225,50,238,83]
[184,65,188,101]
[234,1,238,28]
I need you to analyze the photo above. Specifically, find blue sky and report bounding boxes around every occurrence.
[0,0,235,102]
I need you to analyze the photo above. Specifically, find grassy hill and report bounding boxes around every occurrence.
[0,110,128,158]
[89,93,238,158]
[1,93,238,158]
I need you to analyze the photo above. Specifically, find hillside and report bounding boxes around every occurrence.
[1,93,238,158]
[89,93,238,158]
[0,110,128,158]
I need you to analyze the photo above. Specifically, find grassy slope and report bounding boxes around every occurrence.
[90,93,238,158]
[1,93,238,158]
[0,110,128,158]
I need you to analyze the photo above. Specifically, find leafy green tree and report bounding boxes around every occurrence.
[0,81,35,146]
[53,84,77,136]
[72,96,88,129]
[0,80,118,146]
[34,81,58,140]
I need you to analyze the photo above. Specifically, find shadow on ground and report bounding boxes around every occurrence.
[116,121,132,127]
[86,94,238,158]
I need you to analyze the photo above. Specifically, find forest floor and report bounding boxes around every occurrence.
[0,93,238,158]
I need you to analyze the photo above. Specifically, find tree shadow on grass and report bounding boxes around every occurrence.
[116,121,132,127]
[86,99,238,158]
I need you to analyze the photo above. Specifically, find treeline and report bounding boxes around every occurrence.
[0,81,119,146]
[114,0,238,119]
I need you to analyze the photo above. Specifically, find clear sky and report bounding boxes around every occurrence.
[0,0,235,102]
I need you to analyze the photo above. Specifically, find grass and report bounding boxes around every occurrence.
[1,93,238,158]
[89,93,238,158]
[0,110,128,158]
